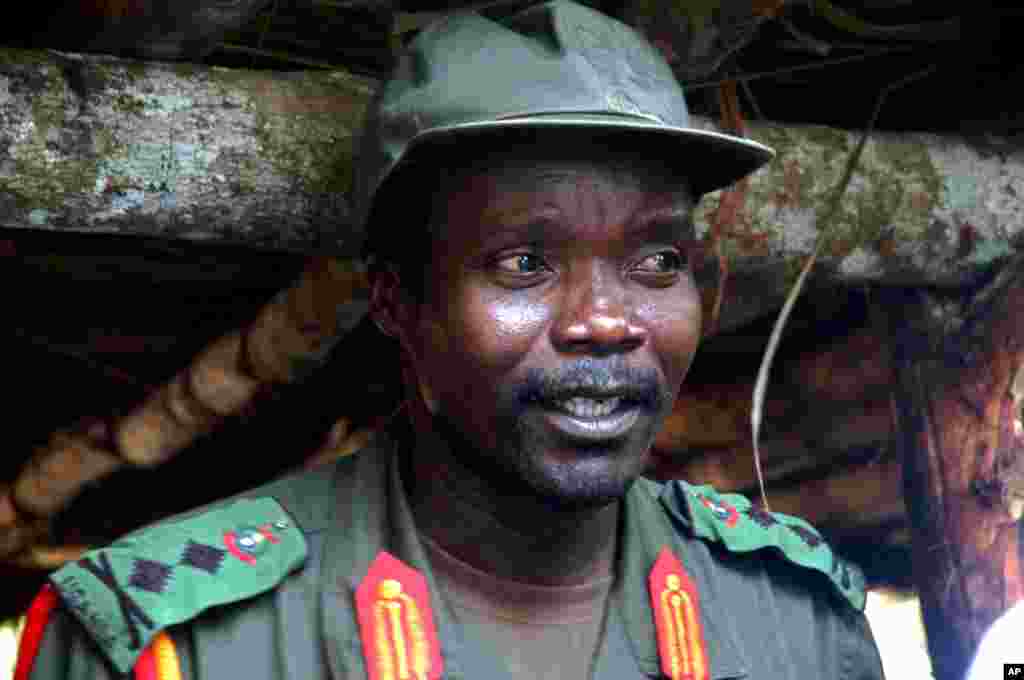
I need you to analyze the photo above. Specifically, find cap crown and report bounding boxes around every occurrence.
[350,0,695,237]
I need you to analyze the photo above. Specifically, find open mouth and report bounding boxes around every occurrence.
[541,395,641,442]
[551,396,627,419]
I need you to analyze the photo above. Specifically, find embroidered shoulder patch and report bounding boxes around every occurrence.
[661,481,867,611]
[49,497,307,675]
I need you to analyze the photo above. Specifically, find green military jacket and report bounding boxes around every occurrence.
[30,425,884,680]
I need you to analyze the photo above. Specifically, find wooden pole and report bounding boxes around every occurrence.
[0,257,368,563]
[883,258,1024,680]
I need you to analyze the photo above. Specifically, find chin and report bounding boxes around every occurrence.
[517,440,652,511]
[532,472,639,511]
[432,405,655,510]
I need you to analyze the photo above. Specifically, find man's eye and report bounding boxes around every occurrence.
[495,253,546,275]
[635,251,684,274]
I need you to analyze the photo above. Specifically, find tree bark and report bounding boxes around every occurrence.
[2,47,1023,309]
[884,258,1024,680]
[0,48,377,255]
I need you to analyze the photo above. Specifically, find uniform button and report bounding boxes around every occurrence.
[275,520,289,530]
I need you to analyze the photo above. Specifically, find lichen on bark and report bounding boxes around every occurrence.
[0,55,103,213]
[693,118,1004,289]
[1,49,375,252]
[1,48,1021,283]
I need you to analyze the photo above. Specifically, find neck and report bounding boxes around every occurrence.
[400,417,620,587]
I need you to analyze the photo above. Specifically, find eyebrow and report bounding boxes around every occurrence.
[478,210,564,244]
[478,206,695,245]
[628,207,696,244]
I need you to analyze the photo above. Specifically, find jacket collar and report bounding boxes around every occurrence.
[618,478,749,679]
[317,423,747,679]
[318,424,477,680]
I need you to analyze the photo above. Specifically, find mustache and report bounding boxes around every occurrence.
[515,358,668,410]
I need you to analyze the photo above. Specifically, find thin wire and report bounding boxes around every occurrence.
[258,0,280,50]
[682,46,918,91]
[739,77,765,122]
[749,63,940,510]
[215,43,336,69]
[778,16,832,57]
[810,0,961,43]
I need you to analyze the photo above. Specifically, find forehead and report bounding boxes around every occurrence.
[434,151,695,238]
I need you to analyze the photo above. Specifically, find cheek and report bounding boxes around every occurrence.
[461,291,551,372]
[638,280,703,384]
[417,281,551,398]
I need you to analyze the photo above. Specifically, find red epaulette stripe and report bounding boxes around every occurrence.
[134,632,183,680]
[649,547,709,680]
[355,551,444,680]
[13,584,61,680]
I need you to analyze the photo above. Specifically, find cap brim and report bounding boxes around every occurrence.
[402,114,775,197]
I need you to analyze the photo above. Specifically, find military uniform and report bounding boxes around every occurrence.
[16,5,885,678]
[21,423,884,680]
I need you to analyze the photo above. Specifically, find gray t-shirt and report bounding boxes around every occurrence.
[422,533,614,680]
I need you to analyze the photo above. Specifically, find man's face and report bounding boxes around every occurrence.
[378,148,702,510]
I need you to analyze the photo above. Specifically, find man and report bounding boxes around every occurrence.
[18,2,885,679]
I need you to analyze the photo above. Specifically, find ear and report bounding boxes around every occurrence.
[369,264,430,370]
[369,265,411,341]
[368,266,440,418]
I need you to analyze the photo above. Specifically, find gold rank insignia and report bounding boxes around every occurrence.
[133,632,183,680]
[356,551,444,680]
[648,547,709,680]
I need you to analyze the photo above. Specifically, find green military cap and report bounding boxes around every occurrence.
[349,0,775,248]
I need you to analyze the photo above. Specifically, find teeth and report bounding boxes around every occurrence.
[556,397,622,418]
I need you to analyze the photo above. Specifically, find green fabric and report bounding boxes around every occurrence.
[670,480,867,611]
[617,478,749,679]
[32,427,882,680]
[349,0,774,237]
[49,497,308,675]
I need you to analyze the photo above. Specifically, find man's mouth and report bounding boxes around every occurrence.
[551,396,625,419]
[540,394,642,442]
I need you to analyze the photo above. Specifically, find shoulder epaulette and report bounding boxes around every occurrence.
[49,496,308,675]
[14,585,60,680]
[661,480,867,611]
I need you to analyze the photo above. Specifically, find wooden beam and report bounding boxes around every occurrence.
[756,458,906,530]
[0,48,376,256]
[2,48,1022,294]
[0,256,369,562]
[883,260,1024,680]
[651,438,898,527]
[654,339,895,488]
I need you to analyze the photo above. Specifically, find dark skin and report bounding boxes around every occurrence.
[369,145,702,590]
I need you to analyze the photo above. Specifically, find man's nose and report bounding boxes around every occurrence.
[552,272,647,354]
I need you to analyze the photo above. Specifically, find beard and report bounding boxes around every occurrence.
[428,358,673,512]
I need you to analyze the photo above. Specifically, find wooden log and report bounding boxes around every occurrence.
[752,458,906,530]
[653,322,895,491]
[654,382,757,450]
[0,256,368,560]
[653,429,891,495]
[883,258,1024,680]
[0,48,377,256]
[13,430,123,516]
[787,326,892,403]
[2,47,1022,301]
